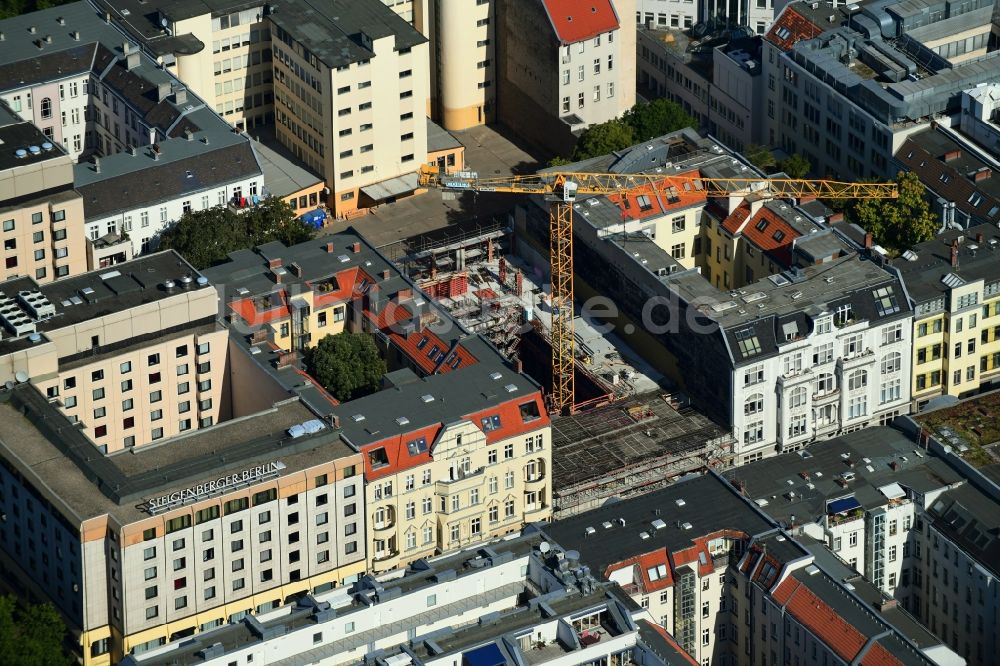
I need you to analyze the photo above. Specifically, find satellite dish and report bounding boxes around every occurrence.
[14,370,29,383]
[538,541,550,554]
[4,381,14,391]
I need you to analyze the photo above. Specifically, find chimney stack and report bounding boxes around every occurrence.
[156,81,171,102]
[864,232,873,249]
[268,258,283,269]
[185,128,194,141]
[976,232,984,244]
[325,241,335,253]
[381,269,390,280]
[943,149,961,162]
[174,86,187,105]
[352,242,361,253]
[126,50,140,70]
[93,156,101,173]
[951,239,959,268]
[974,168,991,182]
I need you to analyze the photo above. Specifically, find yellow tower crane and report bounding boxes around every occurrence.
[418,165,898,414]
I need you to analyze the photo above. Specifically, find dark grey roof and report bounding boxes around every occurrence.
[0,251,204,356]
[76,140,261,218]
[0,380,357,525]
[267,0,426,68]
[90,0,254,54]
[426,118,462,153]
[540,472,775,575]
[0,104,68,171]
[249,139,322,200]
[892,223,1000,306]
[724,427,964,527]
[202,231,542,447]
[663,254,912,366]
[927,482,1000,577]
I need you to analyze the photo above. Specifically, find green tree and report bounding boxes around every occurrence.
[305,332,386,402]
[849,171,936,253]
[572,119,635,160]
[744,144,776,171]
[0,595,73,666]
[160,197,315,269]
[622,98,697,142]
[547,156,572,168]
[778,153,811,178]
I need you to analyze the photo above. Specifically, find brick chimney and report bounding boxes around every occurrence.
[381,269,391,280]
[352,242,361,253]
[951,239,960,268]
[325,241,335,253]
[864,232,873,250]
[974,168,991,182]
[943,149,961,162]
[268,257,283,269]
[397,287,412,301]
[976,232,985,244]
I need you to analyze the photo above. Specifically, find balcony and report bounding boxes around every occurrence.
[372,507,396,531]
[372,547,399,563]
[839,348,876,370]
[524,459,546,486]
[812,388,840,404]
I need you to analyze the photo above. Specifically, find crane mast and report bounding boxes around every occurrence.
[418,165,898,414]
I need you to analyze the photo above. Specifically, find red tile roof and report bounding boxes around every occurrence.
[359,394,549,482]
[606,171,708,222]
[646,622,700,666]
[541,0,620,44]
[765,6,823,51]
[361,423,440,482]
[721,204,801,266]
[772,579,903,666]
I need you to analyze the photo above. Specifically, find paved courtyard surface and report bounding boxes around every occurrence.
[322,124,545,250]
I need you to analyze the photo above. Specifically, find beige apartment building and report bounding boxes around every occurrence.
[203,233,553,575]
[427,0,496,130]
[0,256,227,453]
[351,392,551,574]
[498,0,635,155]
[0,103,88,282]
[269,0,430,215]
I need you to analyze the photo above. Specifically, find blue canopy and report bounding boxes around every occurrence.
[299,208,327,228]
[828,496,861,514]
[463,643,507,666]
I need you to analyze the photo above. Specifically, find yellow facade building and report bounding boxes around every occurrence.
[896,225,1000,406]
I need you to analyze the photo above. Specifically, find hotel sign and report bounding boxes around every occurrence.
[143,461,285,514]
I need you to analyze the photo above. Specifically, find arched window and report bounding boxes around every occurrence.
[40,97,52,119]
[848,369,868,391]
[816,372,836,395]
[881,352,901,374]
[789,386,807,408]
[744,393,764,416]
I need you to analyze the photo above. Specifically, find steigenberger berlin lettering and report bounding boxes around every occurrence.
[144,461,282,513]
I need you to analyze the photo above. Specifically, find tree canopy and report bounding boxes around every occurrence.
[0,0,73,19]
[305,332,386,402]
[848,171,937,254]
[778,153,811,178]
[744,144,776,171]
[0,595,73,666]
[566,98,698,162]
[159,197,315,269]
[572,119,635,161]
[621,98,698,143]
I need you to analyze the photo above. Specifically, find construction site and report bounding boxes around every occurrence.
[385,222,737,515]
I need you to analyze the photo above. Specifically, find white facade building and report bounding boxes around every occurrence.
[634,0,778,35]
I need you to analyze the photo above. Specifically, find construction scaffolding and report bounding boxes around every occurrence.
[550,393,735,517]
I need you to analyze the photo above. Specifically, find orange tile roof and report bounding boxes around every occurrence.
[361,423,440,482]
[605,171,708,222]
[765,6,823,51]
[721,204,801,266]
[229,291,290,326]
[541,0,620,44]
[773,579,903,665]
[646,622,700,665]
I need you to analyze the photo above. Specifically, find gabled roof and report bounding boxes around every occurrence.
[605,170,708,222]
[772,578,904,665]
[720,203,806,267]
[765,6,823,51]
[540,0,620,44]
[896,129,1000,226]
